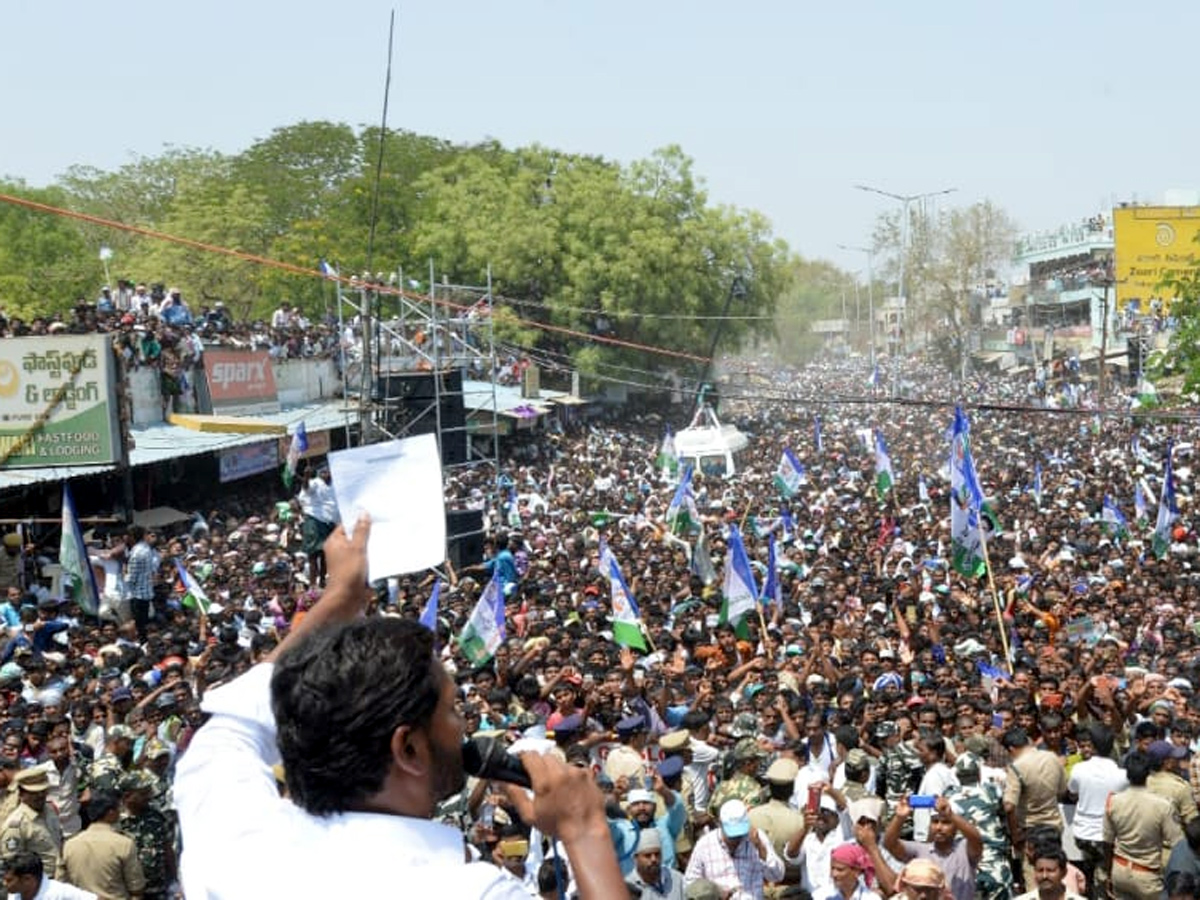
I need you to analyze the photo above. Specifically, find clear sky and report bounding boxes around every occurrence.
[3,1,1197,273]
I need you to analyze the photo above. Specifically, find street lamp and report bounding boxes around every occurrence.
[838,244,877,367]
[854,184,956,397]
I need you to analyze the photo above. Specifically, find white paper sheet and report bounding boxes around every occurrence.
[327,433,446,581]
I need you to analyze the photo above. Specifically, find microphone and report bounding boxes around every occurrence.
[461,736,532,789]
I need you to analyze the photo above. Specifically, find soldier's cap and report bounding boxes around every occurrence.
[730,737,766,762]
[143,739,171,760]
[108,725,136,742]
[845,749,871,772]
[730,712,759,739]
[963,735,990,757]
[847,797,886,824]
[764,757,799,784]
[615,714,646,737]
[874,722,898,739]
[657,756,685,780]
[14,768,49,792]
[954,752,981,778]
[120,770,156,793]
[658,730,690,753]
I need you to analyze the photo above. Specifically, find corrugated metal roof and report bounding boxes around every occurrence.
[0,400,357,492]
[462,380,576,415]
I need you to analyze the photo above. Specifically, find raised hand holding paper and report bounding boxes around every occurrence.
[326,433,446,581]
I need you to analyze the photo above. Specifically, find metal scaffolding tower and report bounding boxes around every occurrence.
[336,263,501,560]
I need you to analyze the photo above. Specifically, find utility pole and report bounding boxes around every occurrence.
[854,185,956,398]
[1097,280,1110,409]
[838,244,878,367]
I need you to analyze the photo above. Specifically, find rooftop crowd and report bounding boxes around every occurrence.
[1,350,1199,899]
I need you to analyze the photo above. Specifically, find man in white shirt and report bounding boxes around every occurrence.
[786,795,850,895]
[1065,725,1126,900]
[175,516,625,899]
[913,734,959,842]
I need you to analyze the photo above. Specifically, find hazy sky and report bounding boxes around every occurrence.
[3,1,1197,274]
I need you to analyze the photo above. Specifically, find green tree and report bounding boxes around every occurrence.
[0,181,94,319]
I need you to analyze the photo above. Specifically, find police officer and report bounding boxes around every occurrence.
[749,757,806,886]
[120,770,175,900]
[605,716,650,784]
[0,769,62,877]
[58,789,144,900]
[709,738,768,817]
[1103,750,1182,900]
[1145,741,1199,826]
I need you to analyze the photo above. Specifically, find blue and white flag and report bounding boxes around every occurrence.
[1032,462,1043,508]
[720,524,758,629]
[419,581,441,632]
[175,559,210,615]
[918,473,930,505]
[459,573,506,666]
[949,407,985,577]
[1153,441,1179,560]
[318,259,338,277]
[283,421,308,489]
[60,484,99,616]
[1102,496,1129,539]
[868,364,881,389]
[814,415,823,454]
[760,535,781,608]
[666,466,700,534]
[774,448,805,498]
[780,508,795,544]
[1135,479,1148,524]
[606,551,647,650]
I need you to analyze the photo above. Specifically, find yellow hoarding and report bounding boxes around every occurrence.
[1113,205,1200,311]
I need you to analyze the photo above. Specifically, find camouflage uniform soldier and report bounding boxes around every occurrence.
[119,771,175,900]
[89,725,135,794]
[945,753,1012,900]
[141,739,174,817]
[876,723,923,833]
[708,739,767,817]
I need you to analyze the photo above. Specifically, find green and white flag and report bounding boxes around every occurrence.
[949,407,986,577]
[656,426,679,479]
[666,466,700,535]
[773,448,805,498]
[1153,441,1178,560]
[176,559,210,615]
[459,573,506,667]
[873,430,894,499]
[604,551,648,651]
[59,483,99,616]
[719,524,758,634]
[1102,495,1129,540]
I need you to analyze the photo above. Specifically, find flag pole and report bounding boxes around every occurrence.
[640,623,658,655]
[976,526,1012,670]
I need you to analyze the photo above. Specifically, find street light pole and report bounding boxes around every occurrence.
[853,184,956,397]
[838,243,879,368]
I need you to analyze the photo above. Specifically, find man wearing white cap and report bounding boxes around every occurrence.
[685,799,784,900]
[626,828,685,900]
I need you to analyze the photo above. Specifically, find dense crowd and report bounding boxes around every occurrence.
[2,352,1200,899]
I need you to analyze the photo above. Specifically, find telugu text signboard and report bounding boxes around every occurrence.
[0,335,121,468]
[1113,205,1200,311]
[202,349,280,415]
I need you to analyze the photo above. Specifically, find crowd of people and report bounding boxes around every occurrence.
[1,351,1199,898]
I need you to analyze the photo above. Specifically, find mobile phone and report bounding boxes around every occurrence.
[807,784,821,814]
[908,794,938,809]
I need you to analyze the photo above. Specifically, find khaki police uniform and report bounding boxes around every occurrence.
[1147,769,1199,826]
[1,801,63,876]
[749,757,805,887]
[1103,786,1182,900]
[59,820,146,900]
[605,745,649,784]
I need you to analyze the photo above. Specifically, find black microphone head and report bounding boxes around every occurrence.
[461,736,488,778]
[461,736,532,788]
